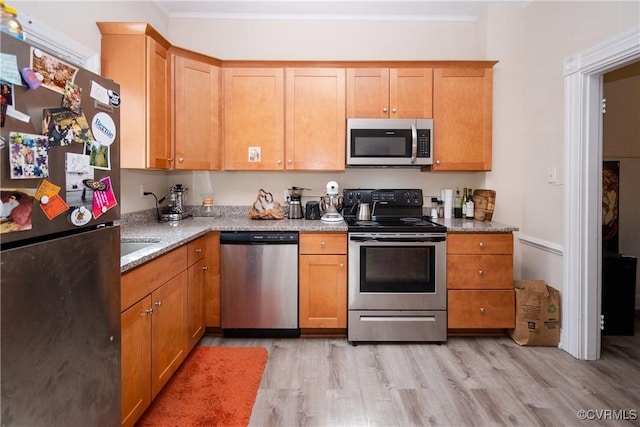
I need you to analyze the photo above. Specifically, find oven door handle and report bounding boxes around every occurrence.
[349,236,446,243]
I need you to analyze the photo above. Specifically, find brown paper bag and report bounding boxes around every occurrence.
[509,280,561,346]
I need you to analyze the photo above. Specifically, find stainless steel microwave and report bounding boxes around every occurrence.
[346,118,433,166]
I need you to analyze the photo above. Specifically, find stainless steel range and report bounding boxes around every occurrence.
[343,189,447,343]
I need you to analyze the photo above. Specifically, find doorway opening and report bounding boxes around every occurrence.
[562,26,640,360]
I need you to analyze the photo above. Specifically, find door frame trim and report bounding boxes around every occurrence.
[562,26,640,360]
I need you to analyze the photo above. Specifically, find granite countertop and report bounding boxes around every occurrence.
[120,206,347,273]
[120,207,518,273]
[430,217,519,233]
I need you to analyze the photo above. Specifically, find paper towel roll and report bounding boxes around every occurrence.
[441,188,453,219]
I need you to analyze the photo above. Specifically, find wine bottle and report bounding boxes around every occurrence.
[461,187,468,219]
[453,188,462,218]
[466,189,474,220]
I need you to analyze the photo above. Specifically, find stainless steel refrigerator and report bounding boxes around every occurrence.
[1,36,121,426]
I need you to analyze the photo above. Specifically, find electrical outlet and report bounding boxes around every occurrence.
[547,168,557,184]
[283,190,290,203]
[140,184,147,198]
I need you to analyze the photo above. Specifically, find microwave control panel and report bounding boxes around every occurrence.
[417,130,431,157]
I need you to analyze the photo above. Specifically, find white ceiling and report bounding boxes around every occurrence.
[152,1,516,22]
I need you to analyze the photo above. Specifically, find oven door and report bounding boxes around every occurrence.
[348,233,446,310]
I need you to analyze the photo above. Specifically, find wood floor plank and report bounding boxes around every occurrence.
[201,313,640,427]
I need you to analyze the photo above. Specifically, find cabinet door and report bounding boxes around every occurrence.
[223,68,285,170]
[146,36,172,169]
[299,254,347,328]
[346,68,390,118]
[121,296,152,427]
[203,232,221,327]
[285,68,346,170]
[186,258,206,351]
[432,68,493,171]
[390,68,433,118]
[151,271,186,399]
[174,54,220,170]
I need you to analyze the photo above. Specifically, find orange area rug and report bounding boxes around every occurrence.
[137,346,268,427]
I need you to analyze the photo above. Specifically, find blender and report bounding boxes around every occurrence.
[320,181,344,222]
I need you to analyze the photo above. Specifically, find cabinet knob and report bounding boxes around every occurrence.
[287,159,292,164]
[202,266,208,270]
[168,158,173,162]
[480,307,486,314]
[478,242,485,248]
[436,159,441,165]
[391,108,397,113]
[179,158,184,163]
[383,107,388,113]
[277,160,282,165]
[195,248,203,253]
[144,308,153,316]
[155,301,162,308]
[320,241,326,247]
[478,270,484,276]
[339,263,345,269]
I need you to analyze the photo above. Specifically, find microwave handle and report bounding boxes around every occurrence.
[411,123,417,164]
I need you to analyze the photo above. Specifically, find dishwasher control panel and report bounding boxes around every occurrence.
[220,231,299,244]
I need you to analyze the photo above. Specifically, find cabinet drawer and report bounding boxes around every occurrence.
[300,233,347,255]
[447,255,513,289]
[448,290,515,329]
[187,236,206,266]
[447,233,513,255]
[121,246,187,312]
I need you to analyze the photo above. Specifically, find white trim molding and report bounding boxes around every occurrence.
[518,234,563,256]
[562,26,640,360]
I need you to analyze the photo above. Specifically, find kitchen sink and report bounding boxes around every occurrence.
[121,239,160,257]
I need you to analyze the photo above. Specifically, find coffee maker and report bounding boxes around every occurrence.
[320,181,344,222]
[288,187,308,219]
[161,184,190,221]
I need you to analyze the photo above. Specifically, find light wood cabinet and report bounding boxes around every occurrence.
[120,296,151,427]
[299,233,347,329]
[447,233,515,331]
[223,67,285,170]
[430,67,493,171]
[172,48,221,170]
[150,272,187,398]
[346,68,433,118]
[97,22,172,169]
[285,68,346,170]
[203,232,221,328]
[185,236,207,352]
[224,67,346,171]
[120,246,187,427]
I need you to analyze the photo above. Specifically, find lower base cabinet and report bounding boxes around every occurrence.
[299,232,347,329]
[120,232,218,427]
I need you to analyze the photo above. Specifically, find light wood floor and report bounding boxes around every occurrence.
[199,313,640,427]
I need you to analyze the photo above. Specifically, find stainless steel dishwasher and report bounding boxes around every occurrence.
[221,231,300,337]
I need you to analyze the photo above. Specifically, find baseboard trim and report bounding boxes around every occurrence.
[519,234,563,256]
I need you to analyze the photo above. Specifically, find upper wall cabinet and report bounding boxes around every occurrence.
[430,67,494,171]
[223,67,346,171]
[346,68,433,118]
[285,68,346,171]
[172,48,221,170]
[223,67,285,170]
[97,22,172,169]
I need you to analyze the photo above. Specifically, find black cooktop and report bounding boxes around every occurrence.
[345,216,447,233]
[342,188,446,233]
